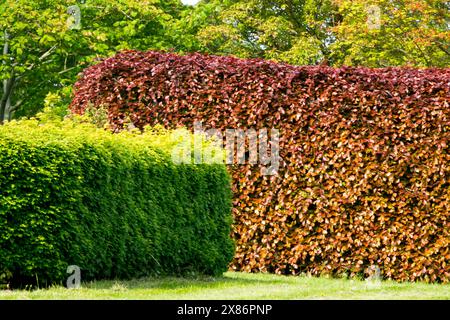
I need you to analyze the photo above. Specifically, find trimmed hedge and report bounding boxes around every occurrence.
[0,120,234,287]
[70,50,450,282]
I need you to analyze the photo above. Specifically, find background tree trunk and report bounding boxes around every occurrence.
[1,29,14,124]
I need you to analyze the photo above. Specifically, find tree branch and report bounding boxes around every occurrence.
[0,29,11,124]
[433,40,450,57]
[24,44,58,73]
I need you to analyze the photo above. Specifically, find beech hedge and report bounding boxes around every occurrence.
[0,120,234,287]
[70,50,450,282]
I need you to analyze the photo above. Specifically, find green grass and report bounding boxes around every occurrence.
[1,272,449,300]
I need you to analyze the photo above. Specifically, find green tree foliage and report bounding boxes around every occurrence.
[330,0,450,67]
[1,0,448,122]
[181,0,449,67]
[179,0,338,64]
[0,0,185,122]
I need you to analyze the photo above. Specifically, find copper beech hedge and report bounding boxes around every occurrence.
[70,50,450,282]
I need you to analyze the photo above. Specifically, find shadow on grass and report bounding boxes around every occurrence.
[83,273,293,291]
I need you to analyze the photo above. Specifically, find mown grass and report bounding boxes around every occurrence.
[1,272,449,300]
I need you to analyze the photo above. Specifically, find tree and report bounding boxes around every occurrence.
[179,0,339,65]
[1,0,446,123]
[0,0,185,123]
[330,0,450,67]
[181,0,449,68]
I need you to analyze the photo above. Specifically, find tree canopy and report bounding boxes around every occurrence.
[0,0,184,122]
[0,0,448,121]
[178,0,338,64]
[184,0,449,67]
[331,0,450,67]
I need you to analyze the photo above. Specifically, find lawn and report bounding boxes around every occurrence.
[1,272,449,300]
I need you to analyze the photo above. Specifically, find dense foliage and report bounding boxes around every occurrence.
[71,50,450,282]
[183,0,449,67]
[178,0,337,64]
[1,1,448,122]
[0,119,234,287]
[0,0,185,122]
[331,0,450,67]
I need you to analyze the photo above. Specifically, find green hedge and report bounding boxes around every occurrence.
[0,120,234,287]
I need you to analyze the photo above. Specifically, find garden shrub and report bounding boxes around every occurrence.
[0,119,234,287]
[70,50,450,282]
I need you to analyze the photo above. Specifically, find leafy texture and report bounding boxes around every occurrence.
[179,0,337,64]
[0,0,185,122]
[0,119,234,287]
[331,0,450,67]
[71,50,450,282]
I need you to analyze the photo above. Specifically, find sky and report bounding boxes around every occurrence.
[181,0,200,5]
